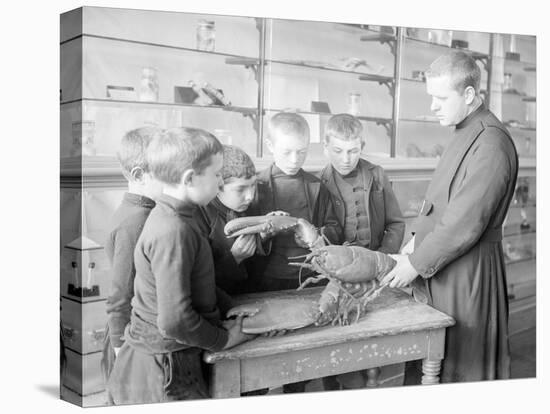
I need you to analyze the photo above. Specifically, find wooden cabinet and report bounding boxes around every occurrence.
[60,6,536,404]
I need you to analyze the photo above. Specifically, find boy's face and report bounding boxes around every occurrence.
[188,153,224,206]
[217,176,257,212]
[267,130,309,176]
[324,136,363,176]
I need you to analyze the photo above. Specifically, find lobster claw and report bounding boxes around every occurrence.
[224,215,300,238]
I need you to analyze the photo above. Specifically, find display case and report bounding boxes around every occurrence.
[61,7,536,404]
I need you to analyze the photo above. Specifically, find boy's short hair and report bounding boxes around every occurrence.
[221,145,256,182]
[147,127,223,185]
[267,112,310,143]
[324,114,363,143]
[426,50,481,94]
[117,126,163,179]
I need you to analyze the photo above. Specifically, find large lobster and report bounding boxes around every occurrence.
[224,215,396,330]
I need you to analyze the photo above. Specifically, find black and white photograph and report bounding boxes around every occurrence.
[3,1,547,413]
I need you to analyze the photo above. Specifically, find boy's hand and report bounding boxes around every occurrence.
[223,315,256,349]
[231,234,257,264]
[113,346,121,357]
[260,210,290,240]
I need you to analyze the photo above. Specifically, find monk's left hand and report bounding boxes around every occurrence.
[379,254,419,288]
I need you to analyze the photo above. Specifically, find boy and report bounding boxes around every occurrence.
[102,126,164,385]
[195,145,259,296]
[319,113,404,253]
[251,112,342,394]
[106,127,253,405]
[319,113,405,390]
[253,112,343,293]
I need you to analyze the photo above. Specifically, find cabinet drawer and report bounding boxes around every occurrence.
[503,232,536,264]
[509,279,536,301]
[508,296,536,336]
[503,205,536,236]
[506,259,536,285]
[63,349,105,396]
[61,297,108,354]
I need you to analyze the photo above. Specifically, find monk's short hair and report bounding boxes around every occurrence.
[117,126,163,179]
[426,50,481,93]
[147,127,223,185]
[267,112,310,143]
[324,114,364,143]
[221,145,256,182]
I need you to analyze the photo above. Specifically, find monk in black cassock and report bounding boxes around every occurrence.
[380,51,517,383]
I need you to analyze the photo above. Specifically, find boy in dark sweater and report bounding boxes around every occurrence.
[106,128,253,405]
[319,114,405,390]
[196,145,260,296]
[102,126,163,384]
[253,112,343,293]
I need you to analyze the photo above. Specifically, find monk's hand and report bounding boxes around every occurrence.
[379,254,419,288]
[400,235,415,255]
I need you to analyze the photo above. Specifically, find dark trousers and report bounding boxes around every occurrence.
[106,343,209,405]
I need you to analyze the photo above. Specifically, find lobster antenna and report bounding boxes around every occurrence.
[288,253,311,260]
[297,255,308,286]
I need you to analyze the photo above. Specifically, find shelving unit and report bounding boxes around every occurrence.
[60,7,536,404]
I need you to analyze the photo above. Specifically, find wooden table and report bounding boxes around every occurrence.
[204,286,455,397]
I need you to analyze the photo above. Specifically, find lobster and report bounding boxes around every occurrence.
[289,245,396,326]
[224,215,397,329]
[224,214,322,248]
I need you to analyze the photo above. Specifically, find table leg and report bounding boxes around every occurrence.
[365,367,380,387]
[210,359,241,398]
[421,358,441,385]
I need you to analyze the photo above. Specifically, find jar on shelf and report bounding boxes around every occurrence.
[428,29,453,47]
[503,72,512,92]
[214,129,232,145]
[196,19,216,52]
[71,120,96,157]
[139,67,159,102]
[348,92,361,116]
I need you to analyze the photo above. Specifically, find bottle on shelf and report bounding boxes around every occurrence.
[196,19,216,52]
[138,67,159,102]
[347,92,361,116]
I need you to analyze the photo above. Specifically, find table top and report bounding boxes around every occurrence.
[204,286,455,363]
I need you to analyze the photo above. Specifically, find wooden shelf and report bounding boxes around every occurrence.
[63,33,259,61]
[403,36,489,60]
[60,97,258,116]
[268,59,392,81]
[358,73,394,84]
[263,108,392,125]
[360,33,396,43]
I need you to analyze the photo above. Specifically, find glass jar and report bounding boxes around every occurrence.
[71,120,96,157]
[196,20,216,52]
[348,93,361,116]
[139,67,159,102]
[503,72,512,92]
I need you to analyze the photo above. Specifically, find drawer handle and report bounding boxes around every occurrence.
[61,325,77,339]
[88,328,107,342]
